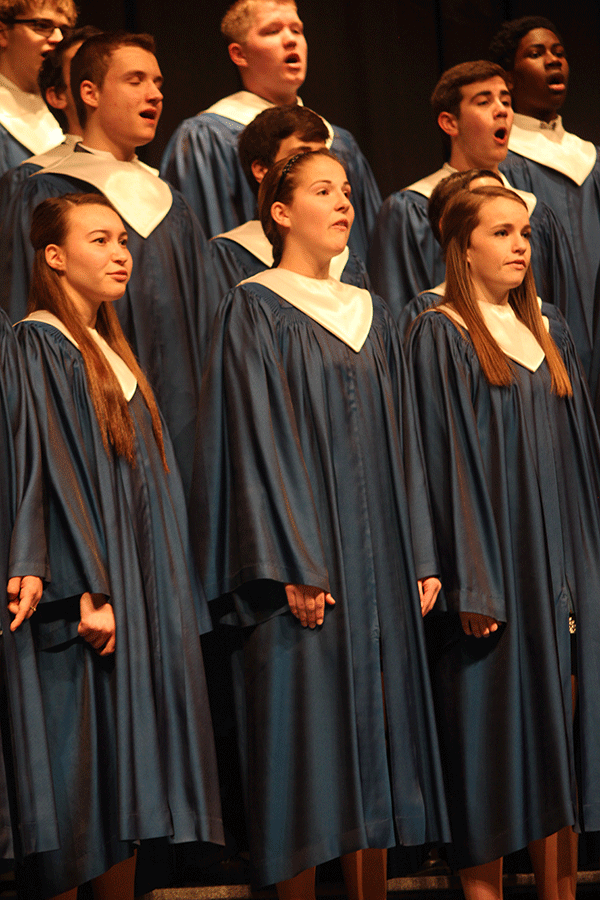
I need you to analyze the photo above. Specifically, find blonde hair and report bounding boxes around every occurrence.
[221,0,297,43]
[28,193,168,468]
[440,185,572,397]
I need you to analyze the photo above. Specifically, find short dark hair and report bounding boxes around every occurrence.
[431,60,509,157]
[38,25,102,131]
[488,16,563,72]
[238,105,328,194]
[71,31,156,127]
[428,169,503,244]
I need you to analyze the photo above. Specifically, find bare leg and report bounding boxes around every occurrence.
[276,867,317,900]
[91,852,136,900]
[341,849,387,900]
[528,827,578,900]
[459,857,503,900]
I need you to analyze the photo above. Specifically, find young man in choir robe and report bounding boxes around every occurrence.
[0,0,75,174]
[211,104,369,291]
[367,59,587,372]
[0,31,220,496]
[489,16,600,390]
[160,0,381,262]
[33,25,101,164]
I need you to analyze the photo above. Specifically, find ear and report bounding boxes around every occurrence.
[438,111,459,139]
[45,86,68,111]
[0,20,10,50]
[466,247,472,267]
[251,159,269,185]
[228,42,248,69]
[45,244,66,272]
[271,201,290,229]
[79,79,100,113]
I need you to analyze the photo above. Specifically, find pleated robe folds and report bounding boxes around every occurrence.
[407,307,600,868]
[191,281,450,886]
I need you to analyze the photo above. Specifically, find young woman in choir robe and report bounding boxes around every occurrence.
[190,148,450,899]
[14,193,223,900]
[406,184,600,900]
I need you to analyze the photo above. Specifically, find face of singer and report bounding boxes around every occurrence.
[466,195,532,302]
[45,203,132,323]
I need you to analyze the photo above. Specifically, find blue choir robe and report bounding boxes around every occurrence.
[190,271,450,887]
[0,145,222,498]
[398,286,444,342]
[210,218,370,293]
[160,90,382,262]
[500,113,600,383]
[368,164,588,373]
[0,310,53,862]
[15,313,224,897]
[407,305,600,868]
[0,74,64,177]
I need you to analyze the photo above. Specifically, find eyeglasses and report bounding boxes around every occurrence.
[3,17,69,37]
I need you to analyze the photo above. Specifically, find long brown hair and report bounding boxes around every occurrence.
[28,193,168,467]
[440,185,572,397]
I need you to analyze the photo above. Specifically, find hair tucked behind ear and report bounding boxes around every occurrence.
[258,147,342,266]
[28,193,168,468]
[440,185,572,397]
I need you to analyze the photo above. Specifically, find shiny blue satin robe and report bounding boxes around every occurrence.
[0,125,32,177]
[0,161,222,497]
[15,318,224,897]
[501,150,600,382]
[160,111,382,262]
[191,282,450,887]
[368,188,589,374]
[407,306,600,868]
[0,310,52,861]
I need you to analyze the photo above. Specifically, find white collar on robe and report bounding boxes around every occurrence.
[34,145,173,238]
[509,113,597,185]
[0,73,64,154]
[404,161,537,216]
[213,218,350,280]
[203,90,334,148]
[241,267,372,352]
[23,133,82,167]
[436,297,549,372]
[21,310,137,399]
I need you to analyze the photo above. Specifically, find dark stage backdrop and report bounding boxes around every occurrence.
[74,0,600,201]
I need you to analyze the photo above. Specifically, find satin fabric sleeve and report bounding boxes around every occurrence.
[0,126,30,178]
[368,190,446,322]
[406,311,507,620]
[1,312,48,582]
[190,285,330,615]
[529,201,590,376]
[15,321,111,607]
[381,303,439,580]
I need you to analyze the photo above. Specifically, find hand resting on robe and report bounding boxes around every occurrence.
[459,611,499,638]
[7,575,43,630]
[285,584,336,628]
[78,592,115,655]
[418,577,441,617]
